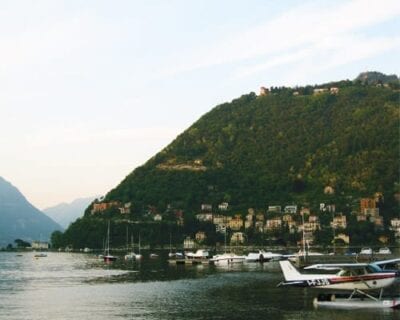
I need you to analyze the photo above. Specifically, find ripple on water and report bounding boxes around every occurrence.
[0,252,398,320]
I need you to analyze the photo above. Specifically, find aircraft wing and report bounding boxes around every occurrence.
[372,258,400,269]
[304,263,368,271]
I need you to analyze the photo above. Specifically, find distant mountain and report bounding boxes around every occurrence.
[43,196,98,228]
[0,177,62,247]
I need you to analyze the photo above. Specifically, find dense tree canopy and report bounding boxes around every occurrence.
[56,73,400,249]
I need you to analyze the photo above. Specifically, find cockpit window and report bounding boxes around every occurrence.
[366,265,381,273]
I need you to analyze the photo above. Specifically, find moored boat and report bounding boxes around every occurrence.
[185,249,209,260]
[103,221,117,263]
[210,253,246,266]
[245,250,283,262]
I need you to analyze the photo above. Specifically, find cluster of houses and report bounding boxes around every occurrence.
[91,193,399,246]
[193,204,337,245]
[259,86,340,97]
[91,201,132,215]
[189,195,398,246]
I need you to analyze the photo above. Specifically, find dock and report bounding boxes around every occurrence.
[168,258,210,265]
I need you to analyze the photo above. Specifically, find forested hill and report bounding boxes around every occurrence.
[94,73,399,219]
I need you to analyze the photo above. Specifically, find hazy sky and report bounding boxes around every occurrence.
[1,0,399,209]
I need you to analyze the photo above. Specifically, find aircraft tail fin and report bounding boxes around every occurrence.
[279,260,302,281]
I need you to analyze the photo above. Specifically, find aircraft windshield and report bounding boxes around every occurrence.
[366,265,381,273]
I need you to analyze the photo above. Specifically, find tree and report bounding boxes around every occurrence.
[14,239,30,248]
[51,230,64,249]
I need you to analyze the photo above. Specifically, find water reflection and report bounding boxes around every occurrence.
[0,252,398,320]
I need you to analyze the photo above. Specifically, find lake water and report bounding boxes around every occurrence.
[0,252,399,320]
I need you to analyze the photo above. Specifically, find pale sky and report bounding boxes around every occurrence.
[1,0,399,209]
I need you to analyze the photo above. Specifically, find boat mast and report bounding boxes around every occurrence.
[301,213,306,260]
[169,232,172,254]
[224,229,227,253]
[107,221,110,255]
[126,226,129,252]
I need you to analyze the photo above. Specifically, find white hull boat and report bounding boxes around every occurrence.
[245,250,283,262]
[211,253,246,265]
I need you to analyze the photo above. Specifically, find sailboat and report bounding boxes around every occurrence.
[167,232,183,259]
[124,234,136,260]
[210,230,245,266]
[134,233,142,260]
[168,233,176,258]
[103,221,117,262]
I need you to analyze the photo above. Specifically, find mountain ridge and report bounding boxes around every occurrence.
[0,176,63,247]
[43,196,99,228]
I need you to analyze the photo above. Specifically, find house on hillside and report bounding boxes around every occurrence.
[91,201,121,214]
[196,213,213,222]
[360,198,376,214]
[218,202,229,211]
[331,214,347,229]
[230,232,245,244]
[184,237,195,249]
[313,88,328,95]
[265,218,282,231]
[229,215,244,231]
[284,205,297,214]
[201,204,212,211]
[390,218,400,238]
[195,231,206,243]
[268,206,281,213]
[330,87,339,94]
[259,86,269,96]
[119,202,132,214]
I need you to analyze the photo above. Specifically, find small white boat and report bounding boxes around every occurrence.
[245,250,283,262]
[185,249,209,260]
[169,252,184,259]
[210,253,246,266]
[377,247,391,255]
[149,253,159,259]
[288,250,323,262]
[359,247,373,255]
[124,252,135,260]
[34,253,47,258]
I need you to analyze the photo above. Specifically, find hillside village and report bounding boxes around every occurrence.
[89,192,400,248]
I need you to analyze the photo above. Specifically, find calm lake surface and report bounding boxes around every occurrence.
[0,252,399,320]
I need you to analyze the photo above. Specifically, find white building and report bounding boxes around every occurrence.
[32,241,49,250]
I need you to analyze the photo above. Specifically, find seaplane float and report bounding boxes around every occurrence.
[278,258,400,309]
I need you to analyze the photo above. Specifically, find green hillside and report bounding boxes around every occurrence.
[105,76,399,215]
[54,73,400,249]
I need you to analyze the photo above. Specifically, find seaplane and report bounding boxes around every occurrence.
[278,258,400,309]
